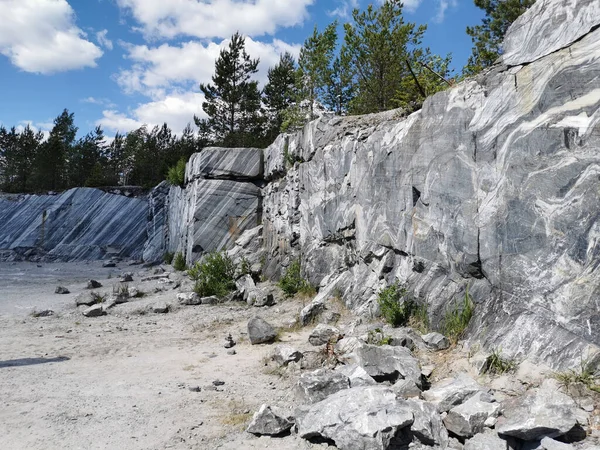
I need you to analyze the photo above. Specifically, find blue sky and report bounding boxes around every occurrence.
[0,0,484,140]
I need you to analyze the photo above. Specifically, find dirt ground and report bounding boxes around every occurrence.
[0,261,330,450]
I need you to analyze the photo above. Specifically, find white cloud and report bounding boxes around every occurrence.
[116,0,314,39]
[375,0,422,13]
[328,0,359,19]
[433,0,458,23]
[82,97,117,108]
[97,92,204,134]
[96,29,113,50]
[15,120,52,141]
[0,0,103,74]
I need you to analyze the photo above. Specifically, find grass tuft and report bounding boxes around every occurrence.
[440,285,474,344]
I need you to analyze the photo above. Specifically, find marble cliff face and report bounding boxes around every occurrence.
[0,0,598,369]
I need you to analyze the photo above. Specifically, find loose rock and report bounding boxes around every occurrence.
[296,368,350,404]
[247,316,277,345]
[152,303,169,314]
[463,432,508,450]
[246,404,294,436]
[422,332,450,351]
[55,286,70,294]
[272,345,303,366]
[443,391,500,438]
[300,299,326,326]
[87,280,102,289]
[83,304,106,317]
[422,373,486,412]
[308,324,342,346]
[406,398,449,447]
[348,343,422,386]
[177,292,201,305]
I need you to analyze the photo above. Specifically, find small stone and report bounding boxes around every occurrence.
[227,349,237,355]
[247,316,277,345]
[152,303,169,314]
[200,296,219,305]
[246,404,294,436]
[32,310,54,318]
[177,292,201,305]
[422,332,451,350]
[120,272,134,282]
[55,286,70,294]
[102,261,116,268]
[212,380,225,386]
[224,334,236,348]
[188,386,201,392]
[87,280,102,289]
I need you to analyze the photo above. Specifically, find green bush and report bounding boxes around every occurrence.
[378,282,415,327]
[173,252,187,271]
[440,286,475,344]
[189,251,237,298]
[279,259,313,297]
[163,251,174,265]
[166,157,187,187]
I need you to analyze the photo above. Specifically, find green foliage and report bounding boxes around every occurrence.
[464,0,535,76]
[482,348,517,375]
[279,259,313,297]
[90,292,107,304]
[196,32,265,148]
[378,282,423,327]
[263,52,298,141]
[167,157,187,187]
[440,286,475,343]
[173,252,187,271]
[163,252,174,265]
[408,303,430,334]
[238,256,251,277]
[367,328,393,346]
[553,359,600,393]
[189,251,237,298]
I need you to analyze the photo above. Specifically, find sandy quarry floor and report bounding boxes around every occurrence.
[0,261,331,450]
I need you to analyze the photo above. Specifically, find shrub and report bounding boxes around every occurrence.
[189,251,237,298]
[166,157,187,187]
[173,252,187,271]
[554,359,600,393]
[279,259,312,297]
[482,348,517,375]
[408,303,430,334]
[378,282,418,327]
[163,251,174,265]
[440,286,475,344]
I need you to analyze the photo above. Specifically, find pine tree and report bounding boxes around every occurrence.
[196,32,263,148]
[263,52,298,142]
[464,0,535,76]
[32,109,77,191]
[343,0,430,114]
[323,53,354,115]
[297,23,338,120]
[68,126,106,187]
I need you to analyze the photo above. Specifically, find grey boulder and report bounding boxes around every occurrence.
[83,304,106,317]
[272,345,303,366]
[297,386,414,450]
[75,292,104,307]
[336,364,376,387]
[349,343,422,386]
[200,295,219,305]
[247,316,277,345]
[422,332,450,351]
[246,288,275,307]
[86,280,102,289]
[300,299,326,326]
[540,437,574,450]
[496,381,581,441]
[443,391,501,438]
[55,286,70,294]
[296,368,350,404]
[152,303,169,314]
[177,292,201,305]
[308,324,342,346]
[422,373,486,412]
[464,432,508,450]
[406,399,449,447]
[246,404,293,436]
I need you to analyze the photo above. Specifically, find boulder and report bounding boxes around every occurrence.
[540,437,574,450]
[422,332,450,351]
[246,288,275,307]
[496,380,581,441]
[392,379,422,398]
[464,432,509,450]
[83,304,106,317]
[422,373,486,413]
[246,404,293,436]
[297,386,414,450]
[272,345,303,366]
[443,391,501,438]
[296,368,350,404]
[87,280,102,289]
[120,272,134,282]
[247,317,277,345]
[102,261,116,268]
[152,303,169,314]
[406,399,449,447]
[335,336,365,355]
[336,364,376,387]
[348,343,422,386]
[200,295,219,305]
[308,324,342,346]
[300,299,326,326]
[55,286,70,294]
[236,274,255,300]
[177,292,201,305]
[75,292,104,307]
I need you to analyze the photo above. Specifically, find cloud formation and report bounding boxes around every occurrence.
[433,0,458,23]
[116,0,314,40]
[96,30,114,51]
[0,0,103,74]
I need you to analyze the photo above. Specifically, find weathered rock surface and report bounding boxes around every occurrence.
[259,0,600,369]
[297,386,414,450]
[0,188,150,262]
[443,392,500,438]
[422,373,485,413]
[246,404,293,436]
[406,399,449,447]
[464,432,508,450]
[496,381,581,441]
[336,364,376,387]
[55,286,69,294]
[186,147,263,181]
[177,292,201,306]
[272,345,303,366]
[296,369,350,404]
[348,344,421,386]
[247,317,277,345]
[86,280,102,289]
[82,304,106,317]
[308,324,341,346]
[422,332,450,351]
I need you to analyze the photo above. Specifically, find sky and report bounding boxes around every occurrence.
[0,0,484,140]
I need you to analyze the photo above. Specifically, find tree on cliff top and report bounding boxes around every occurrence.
[464,0,535,76]
[195,32,263,148]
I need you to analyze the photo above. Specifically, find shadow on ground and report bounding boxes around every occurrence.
[0,356,70,368]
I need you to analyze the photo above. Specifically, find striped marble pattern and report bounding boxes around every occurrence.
[186,147,263,182]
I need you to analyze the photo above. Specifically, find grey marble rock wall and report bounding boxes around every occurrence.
[167,147,263,264]
[0,188,149,261]
[142,181,170,263]
[261,3,600,369]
